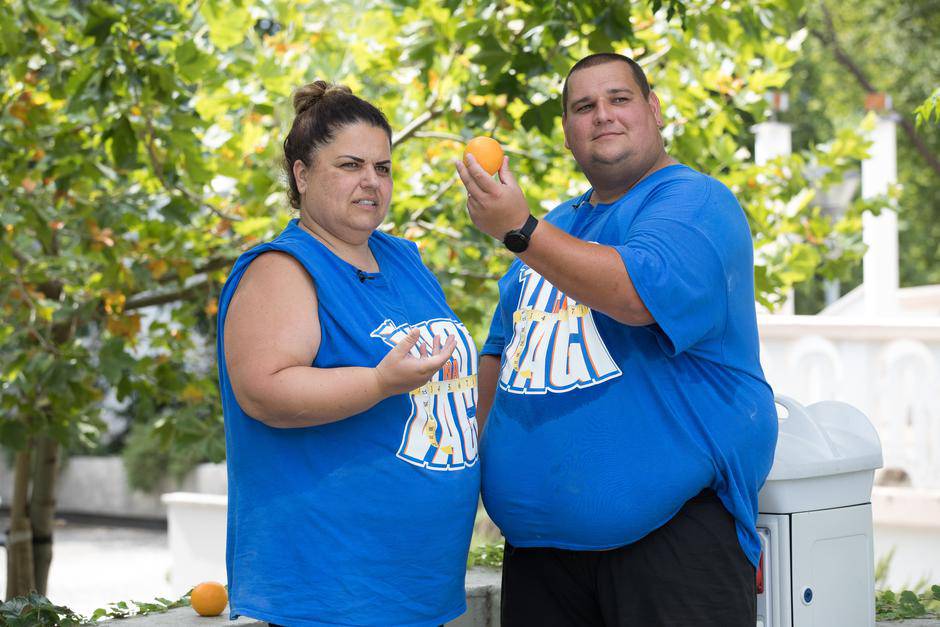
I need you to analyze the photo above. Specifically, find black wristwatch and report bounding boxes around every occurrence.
[503,215,539,253]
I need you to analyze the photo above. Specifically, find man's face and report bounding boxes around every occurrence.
[562,61,665,178]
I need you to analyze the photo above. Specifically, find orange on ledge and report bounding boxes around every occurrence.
[463,136,504,175]
[190,581,228,617]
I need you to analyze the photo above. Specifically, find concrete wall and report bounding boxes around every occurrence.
[873,487,940,589]
[0,456,226,520]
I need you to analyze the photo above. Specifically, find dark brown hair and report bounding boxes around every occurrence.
[561,53,651,116]
[283,80,393,210]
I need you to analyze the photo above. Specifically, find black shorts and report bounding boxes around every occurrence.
[500,489,756,627]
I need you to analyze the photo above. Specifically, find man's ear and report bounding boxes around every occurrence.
[292,159,308,194]
[561,114,571,150]
[648,91,664,129]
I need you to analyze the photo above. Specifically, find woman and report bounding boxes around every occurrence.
[217,81,481,627]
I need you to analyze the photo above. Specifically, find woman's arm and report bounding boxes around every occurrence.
[223,251,454,428]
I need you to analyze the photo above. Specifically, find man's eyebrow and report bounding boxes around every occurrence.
[607,87,635,96]
[569,87,635,109]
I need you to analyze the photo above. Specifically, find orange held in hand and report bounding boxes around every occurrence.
[463,136,504,175]
[190,581,228,617]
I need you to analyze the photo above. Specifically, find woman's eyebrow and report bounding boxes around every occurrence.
[337,155,391,165]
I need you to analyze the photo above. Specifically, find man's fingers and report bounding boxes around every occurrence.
[464,154,498,192]
[455,159,480,196]
[497,156,516,187]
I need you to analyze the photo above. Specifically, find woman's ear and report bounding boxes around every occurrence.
[292,159,308,194]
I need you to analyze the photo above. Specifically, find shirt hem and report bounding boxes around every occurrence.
[503,538,637,551]
[230,600,467,627]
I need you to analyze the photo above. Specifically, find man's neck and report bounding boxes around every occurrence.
[588,153,678,205]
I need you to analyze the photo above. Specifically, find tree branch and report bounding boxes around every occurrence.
[140,113,245,222]
[392,108,443,147]
[411,131,542,160]
[124,280,209,311]
[391,44,465,148]
[409,175,459,222]
[155,255,236,285]
[815,1,940,178]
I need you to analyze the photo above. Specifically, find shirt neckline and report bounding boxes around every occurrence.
[574,163,688,211]
[288,218,383,278]
[287,219,383,278]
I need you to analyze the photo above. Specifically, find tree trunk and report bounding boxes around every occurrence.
[5,445,35,600]
[29,436,60,595]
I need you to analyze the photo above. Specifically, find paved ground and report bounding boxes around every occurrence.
[0,515,172,617]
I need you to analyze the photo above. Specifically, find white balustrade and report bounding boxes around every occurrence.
[759,315,940,489]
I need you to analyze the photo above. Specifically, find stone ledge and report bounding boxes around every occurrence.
[99,568,935,627]
[114,569,501,626]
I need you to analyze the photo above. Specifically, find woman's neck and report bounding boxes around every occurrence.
[297,217,378,272]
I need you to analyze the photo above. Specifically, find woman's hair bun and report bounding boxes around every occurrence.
[293,80,353,115]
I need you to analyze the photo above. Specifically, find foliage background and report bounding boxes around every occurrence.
[786,0,940,312]
[0,0,934,481]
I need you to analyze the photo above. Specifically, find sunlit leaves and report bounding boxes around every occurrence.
[200,0,252,51]
[0,0,885,467]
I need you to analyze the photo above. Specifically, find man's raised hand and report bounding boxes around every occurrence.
[456,154,531,241]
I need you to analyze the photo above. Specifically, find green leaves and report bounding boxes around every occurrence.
[0,591,190,625]
[915,88,940,128]
[876,586,940,621]
[520,99,559,135]
[467,542,504,569]
[107,116,139,169]
[0,593,89,627]
[174,41,216,82]
[0,0,892,468]
[0,5,23,54]
[201,0,252,51]
[83,2,121,45]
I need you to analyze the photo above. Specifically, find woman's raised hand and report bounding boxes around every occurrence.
[373,328,457,397]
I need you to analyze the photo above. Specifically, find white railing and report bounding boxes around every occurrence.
[759,315,940,489]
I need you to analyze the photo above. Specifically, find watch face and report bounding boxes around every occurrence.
[504,215,537,253]
[504,232,528,253]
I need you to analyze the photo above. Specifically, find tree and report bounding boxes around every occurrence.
[784,0,940,311]
[1,0,871,597]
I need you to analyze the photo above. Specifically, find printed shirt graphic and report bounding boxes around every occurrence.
[371,318,479,470]
[500,266,620,394]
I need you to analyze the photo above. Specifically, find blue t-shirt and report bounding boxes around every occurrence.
[217,220,481,627]
[480,164,777,568]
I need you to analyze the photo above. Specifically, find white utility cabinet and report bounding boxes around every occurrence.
[756,396,883,627]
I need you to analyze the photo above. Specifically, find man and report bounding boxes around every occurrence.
[455,53,777,626]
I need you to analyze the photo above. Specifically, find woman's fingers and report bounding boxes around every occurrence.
[393,328,421,357]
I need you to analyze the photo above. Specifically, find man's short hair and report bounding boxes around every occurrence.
[562,53,651,116]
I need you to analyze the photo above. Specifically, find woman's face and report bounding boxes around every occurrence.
[293,122,392,244]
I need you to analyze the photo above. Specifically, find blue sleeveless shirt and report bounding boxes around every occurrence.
[217,220,480,627]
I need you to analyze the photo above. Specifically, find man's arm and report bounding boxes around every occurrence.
[517,220,652,325]
[476,354,501,434]
[456,155,653,326]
